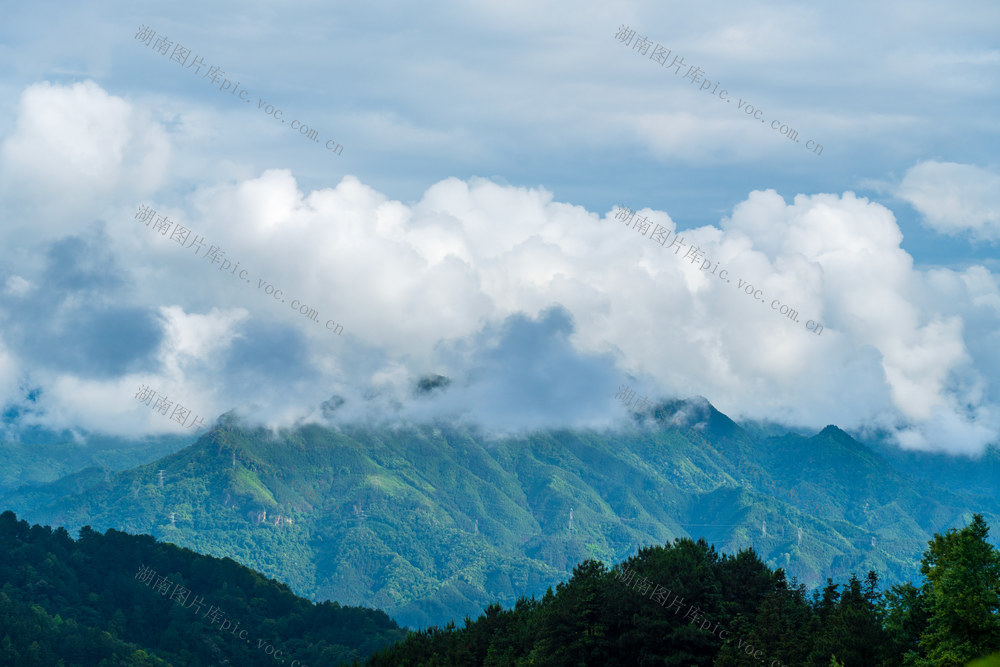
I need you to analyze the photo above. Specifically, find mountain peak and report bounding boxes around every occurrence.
[818,424,850,439]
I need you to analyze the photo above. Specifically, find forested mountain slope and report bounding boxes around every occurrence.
[0,428,192,494]
[0,511,406,665]
[5,401,998,629]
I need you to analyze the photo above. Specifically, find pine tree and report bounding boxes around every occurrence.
[534,560,611,665]
[818,572,890,665]
[883,581,928,665]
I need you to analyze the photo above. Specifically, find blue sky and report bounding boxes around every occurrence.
[0,0,998,454]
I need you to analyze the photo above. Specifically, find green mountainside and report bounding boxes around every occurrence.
[867,439,1000,505]
[0,431,191,494]
[0,510,405,665]
[4,401,999,630]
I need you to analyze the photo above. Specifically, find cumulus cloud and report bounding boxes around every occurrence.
[124,170,1000,453]
[896,161,1000,241]
[5,163,1000,453]
[0,79,998,454]
[0,80,169,215]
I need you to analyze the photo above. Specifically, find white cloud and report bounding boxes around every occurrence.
[0,77,998,455]
[35,373,206,437]
[126,171,996,454]
[4,276,31,297]
[0,340,21,408]
[0,80,169,215]
[896,161,1000,241]
[157,305,251,379]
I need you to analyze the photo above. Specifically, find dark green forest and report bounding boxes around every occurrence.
[2,508,999,665]
[0,510,405,666]
[366,515,1000,666]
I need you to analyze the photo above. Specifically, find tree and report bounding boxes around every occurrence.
[883,582,928,664]
[817,572,890,665]
[914,514,1000,665]
[534,560,611,665]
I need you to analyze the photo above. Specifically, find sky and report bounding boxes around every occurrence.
[0,0,998,455]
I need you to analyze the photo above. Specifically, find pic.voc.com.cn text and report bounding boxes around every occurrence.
[134,24,343,157]
[134,204,345,337]
[615,566,789,666]
[134,564,306,666]
[613,24,823,156]
[613,205,824,337]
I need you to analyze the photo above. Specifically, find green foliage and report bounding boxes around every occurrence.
[368,537,806,665]
[0,510,406,665]
[908,514,1000,666]
[0,433,188,494]
[970,652,1000,667]
[884,580,929,663]
[365,519,1000,666]
[0,589,171,666]
[4,414,1000,631]
[804,572,891,665]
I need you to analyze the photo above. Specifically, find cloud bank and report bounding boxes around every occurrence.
[0,80,997,456]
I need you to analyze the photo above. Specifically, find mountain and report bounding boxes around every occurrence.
[867,437,1000,505]
[0,510,406,665]
[0,428,192,494]
[5,399,999,630]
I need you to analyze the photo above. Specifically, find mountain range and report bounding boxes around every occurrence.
[4,397,999,630]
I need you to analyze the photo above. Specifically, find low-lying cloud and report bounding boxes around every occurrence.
[0,80,997,456]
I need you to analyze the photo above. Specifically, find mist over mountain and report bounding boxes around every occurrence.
[6,399,997,630]
[4,1,1000,663]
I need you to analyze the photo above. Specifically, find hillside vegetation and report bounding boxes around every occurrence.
[0,511,406,665]
[367,515,1000,666]
[4,402,999,629]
